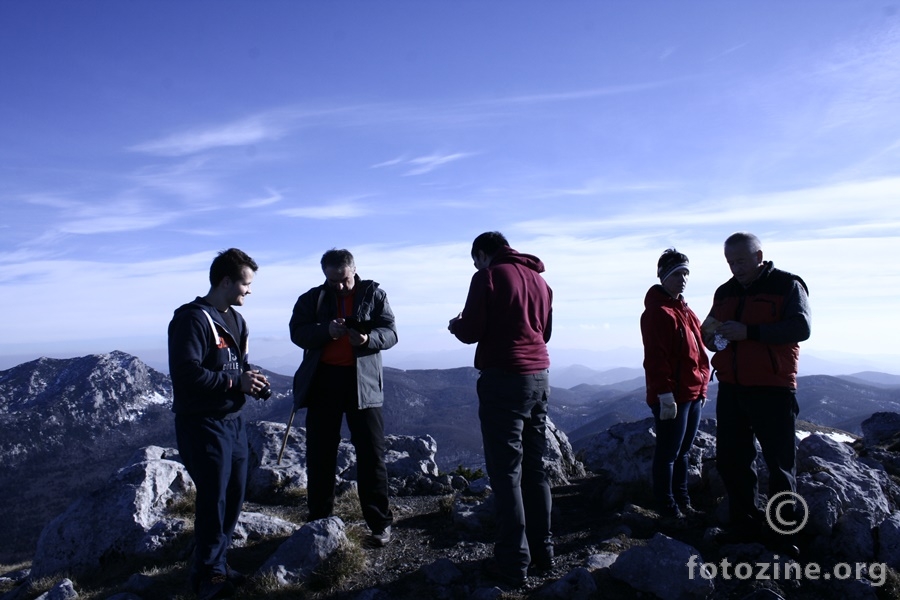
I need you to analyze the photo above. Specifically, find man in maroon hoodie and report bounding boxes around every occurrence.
[448,231,553,587]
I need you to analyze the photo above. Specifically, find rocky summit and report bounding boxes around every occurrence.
[2,352,900,599]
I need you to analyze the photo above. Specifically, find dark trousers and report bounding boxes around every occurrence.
[175,413,248,579]
[305,363,393,532]
[477,368,552,580]
[652,399,702,511]
[716,383,799,527]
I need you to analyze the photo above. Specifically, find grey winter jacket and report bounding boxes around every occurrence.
[289,276,397,409]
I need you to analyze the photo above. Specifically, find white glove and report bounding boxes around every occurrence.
[700,396,707,408]
[658,393,677,420]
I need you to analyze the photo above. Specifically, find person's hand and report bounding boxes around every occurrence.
[448,313,462,332]
[348,329,369,346]
[700,396,707,408]
[241,370,268,395]
[329,318,348,340]
[717,320,748,342]
[659,393,677,420]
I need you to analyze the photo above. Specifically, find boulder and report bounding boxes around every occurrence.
[578,418,716,509]
[534,567,597,599]
[385,434,440,478]
[609,533,714,599]
[797,434,892,537]
[246,421,309,499]
[34,579,77,600]
[876,512,900,569]
[232,511,299,547]
[544,419,586,486]
[257,517,349,586]
[420,558,463,586]
[30,451,193,578]
[861,412,900,449]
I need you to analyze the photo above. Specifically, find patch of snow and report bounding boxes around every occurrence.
[796,430,856,444]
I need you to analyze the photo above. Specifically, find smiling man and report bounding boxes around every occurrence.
[703,232,811,553]
[289,249,397,547]
[168,248,269,600]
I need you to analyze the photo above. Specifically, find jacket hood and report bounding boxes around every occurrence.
[643,284,681,309]
[172,297,212,318]
[491,247,545,273]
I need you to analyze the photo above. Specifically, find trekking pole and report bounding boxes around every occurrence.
[277,407,297,465]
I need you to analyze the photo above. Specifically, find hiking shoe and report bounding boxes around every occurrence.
[368,525,392,547]
[197,574,235,600]
[225,564,247,587]
[483,558,527,588]
[658,504,685,519]
[678,503,704,518]
[529,555,556,575]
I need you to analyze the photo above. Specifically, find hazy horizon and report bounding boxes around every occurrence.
[3,3,899,375]
[2,345,897,383]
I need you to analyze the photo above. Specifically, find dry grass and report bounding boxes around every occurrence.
[166,488,197,520]
[333,487,364,523]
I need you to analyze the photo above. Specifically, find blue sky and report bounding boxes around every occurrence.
[2,2,899,374]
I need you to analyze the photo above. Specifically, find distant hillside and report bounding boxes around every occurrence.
[839,371,900,389]
[2,351,899,564]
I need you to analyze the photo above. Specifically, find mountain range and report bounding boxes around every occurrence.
[1,350,899,564]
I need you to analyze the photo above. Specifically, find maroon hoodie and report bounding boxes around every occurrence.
[451,246,552,373]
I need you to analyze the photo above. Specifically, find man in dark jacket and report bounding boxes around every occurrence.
[702,232,810,550]
[448,231,553,587]
[168,248,270,600]
[290,249,397,546]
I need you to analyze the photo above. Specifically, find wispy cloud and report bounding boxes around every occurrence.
[129,113,291,157]
[478,81,682,107]
[371,152,474,176]
[131,157,221,200]
[25,194,83,209]
[60,198,179,235]
[242,188,283,208]
[278,198,374,219]
[370,156,408,169]
[513,177,900,237]
[406,153,473,176]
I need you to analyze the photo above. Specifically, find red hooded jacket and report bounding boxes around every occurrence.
[640,285,710,406]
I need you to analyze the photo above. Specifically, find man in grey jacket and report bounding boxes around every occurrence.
[290,249,397,546]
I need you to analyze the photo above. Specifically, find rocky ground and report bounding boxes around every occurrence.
[230,475,649,600]
[4,471,900,600]
[219,474,900,600]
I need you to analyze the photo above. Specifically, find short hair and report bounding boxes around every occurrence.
[321,248,355,271]
[724,232,762,253]
[471,231,509,257]
[209,248,258,286]
[657,248,689,279]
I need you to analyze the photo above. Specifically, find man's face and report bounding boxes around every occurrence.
[725,243,763,287]
[324,265,356,296]
[224,266,254,306]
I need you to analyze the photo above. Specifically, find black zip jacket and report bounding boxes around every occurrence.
[168,297,251,417]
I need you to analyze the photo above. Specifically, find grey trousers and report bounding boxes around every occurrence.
[477,368,553,580]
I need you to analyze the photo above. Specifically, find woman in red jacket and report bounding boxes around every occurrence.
[640,248,710,519]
